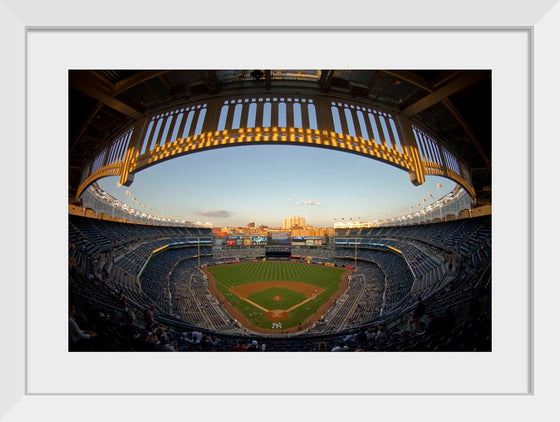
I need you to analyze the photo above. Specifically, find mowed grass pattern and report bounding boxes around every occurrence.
[207,262,347,330]
[248,287,307,311]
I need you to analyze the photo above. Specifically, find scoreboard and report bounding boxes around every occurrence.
[267,231,291,246]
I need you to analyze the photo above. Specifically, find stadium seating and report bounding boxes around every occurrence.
[69,214,490,352]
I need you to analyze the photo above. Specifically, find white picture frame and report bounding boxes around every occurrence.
[3,0,557,419]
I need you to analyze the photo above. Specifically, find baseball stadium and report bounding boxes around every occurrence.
[68,70,491,352]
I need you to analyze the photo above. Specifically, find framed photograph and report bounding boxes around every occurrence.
[4,0,556,420]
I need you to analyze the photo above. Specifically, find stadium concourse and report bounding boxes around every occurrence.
[69,70,491,352]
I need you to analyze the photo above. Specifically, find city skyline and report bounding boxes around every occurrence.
[283,215,306,230]
[98,144,457,227]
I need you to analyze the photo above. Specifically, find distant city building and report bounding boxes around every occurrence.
[283,216,306,229]
[291,226,335,237]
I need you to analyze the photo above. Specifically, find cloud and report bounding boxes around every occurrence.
[198,210,234,218]
[285,198,292,202]
[296,200,321,206]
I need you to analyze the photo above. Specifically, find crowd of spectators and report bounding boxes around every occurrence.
[69,257,490,352]
[68,214,491,352]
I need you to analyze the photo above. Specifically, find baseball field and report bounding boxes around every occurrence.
[204,261,350,333]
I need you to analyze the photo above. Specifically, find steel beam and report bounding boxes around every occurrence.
[112,70,171,96]
[71,71,144,119]
[402,72,488,117]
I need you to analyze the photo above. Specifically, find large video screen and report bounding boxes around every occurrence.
[252,236,267,244]
[267,231,292,246]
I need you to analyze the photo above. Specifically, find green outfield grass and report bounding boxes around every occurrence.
[206,261,347,330]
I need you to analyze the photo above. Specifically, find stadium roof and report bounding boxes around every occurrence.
[69,70,491,206]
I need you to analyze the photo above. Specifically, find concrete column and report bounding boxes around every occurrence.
[239,100,250,129]
[120,116,149,187]
[254,99,264,128]
[270,99,279,127]
[314,97,335,133]
[285,99,295,128]
[395,114,426,187]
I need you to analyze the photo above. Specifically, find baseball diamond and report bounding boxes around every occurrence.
[204,261,350,333]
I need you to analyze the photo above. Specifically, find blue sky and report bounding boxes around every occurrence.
[98,145,456,227]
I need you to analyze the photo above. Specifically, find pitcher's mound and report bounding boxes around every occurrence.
[273,296,282,301]
[266,310,289,321]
